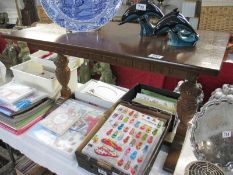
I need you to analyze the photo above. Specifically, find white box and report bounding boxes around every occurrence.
[182,0,197,17]
[11,60,77,97]
[75,80,128,109]
[30,50,84,71]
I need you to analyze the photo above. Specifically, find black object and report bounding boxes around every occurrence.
[154,9,199,46]
[119,0,164,36]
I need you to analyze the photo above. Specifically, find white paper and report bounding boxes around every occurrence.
[83,81,125,103]
[136,4,147,11]
[222,131,231,138]
[148,54,164,59]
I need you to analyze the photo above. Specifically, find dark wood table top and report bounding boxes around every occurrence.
[2,22,230,78]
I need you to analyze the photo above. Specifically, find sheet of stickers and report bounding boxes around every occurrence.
[82,104,166,175]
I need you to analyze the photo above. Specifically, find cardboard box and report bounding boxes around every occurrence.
[121,84,179,132]
[75,84,175,175]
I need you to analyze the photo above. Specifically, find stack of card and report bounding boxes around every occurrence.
[0,81,53,135]
[133,89,177,115]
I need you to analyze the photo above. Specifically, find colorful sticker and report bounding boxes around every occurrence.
[117,132,124,141]
[143,145,149,153]
[118,115,124,120]
[112,131,118,139]
[142,133,148,141]
[129,118,135,124]
[123,136,130,144]
[136,131,142,139]
[101,138,122,152]
[123,126,129,133]
[113,122,118,128]
[129,128,135,135]
[118,159,124,166]
[129,139,136,147]
[118,124,124,130]
[147,136,153,144]
[130,151,137,160]
[137,156,143,163]
[140,124,146,131]
[134,121,140,128]
[106,129,113,136]
[129,110,134,116]
[136,142,143,150]
[146,126,152,133]
[92,135,99,143]
[124,147,131,156]
[123,117,129,123]
[124,161,131,170]
[152,129,158,136]
[95,146,118,158]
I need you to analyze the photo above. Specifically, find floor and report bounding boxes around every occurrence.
[0,143,17,175]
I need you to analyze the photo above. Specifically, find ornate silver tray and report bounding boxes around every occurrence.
[191,98,233,170]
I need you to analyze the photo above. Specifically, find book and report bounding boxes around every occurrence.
[0,116,43,135]
[0,99,53,128]
[0,90,48,116]
[0,81,34,104]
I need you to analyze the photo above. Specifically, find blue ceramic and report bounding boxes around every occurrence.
[154,9,199,47]
[40,0,123,32]
[119,0,164,36]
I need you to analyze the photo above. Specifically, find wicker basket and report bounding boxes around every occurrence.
[199,6,233,33]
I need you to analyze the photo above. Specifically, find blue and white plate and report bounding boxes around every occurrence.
[40,0,123,32]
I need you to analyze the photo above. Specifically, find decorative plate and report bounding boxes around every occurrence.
[40,0,123,32]
[184,161,224,175]
[191,98,233,170]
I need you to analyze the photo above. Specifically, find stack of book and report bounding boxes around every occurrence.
[0,81,54,135]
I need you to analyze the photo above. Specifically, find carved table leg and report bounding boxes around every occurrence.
[54,54,71,99]
[164,74,202,173]
[177,74,202,136]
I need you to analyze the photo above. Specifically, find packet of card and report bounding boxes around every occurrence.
[28,99,105,158]
[82,104,166,175]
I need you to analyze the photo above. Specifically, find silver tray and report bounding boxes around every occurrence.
[191,98,233,170]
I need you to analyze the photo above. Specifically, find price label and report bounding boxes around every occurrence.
[136,4,147,11]
[222,131,231,138]
[148,54,164,59]
[112,173,119,175]
[98,169,107,175]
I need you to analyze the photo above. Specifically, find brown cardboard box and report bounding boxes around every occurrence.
[76,101,172,175]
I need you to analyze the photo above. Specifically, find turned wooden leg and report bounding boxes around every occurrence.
[163,74,202,173]
[176,74,202,136]
[54,54,71,99]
